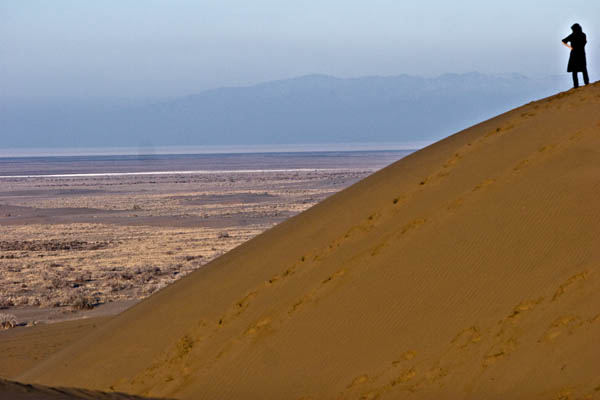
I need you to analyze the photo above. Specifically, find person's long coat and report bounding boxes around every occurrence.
[563,31,587,72]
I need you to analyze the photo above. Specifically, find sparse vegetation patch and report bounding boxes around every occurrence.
[0,313,17,329]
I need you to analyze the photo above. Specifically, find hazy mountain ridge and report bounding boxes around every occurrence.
[2,73,570,149]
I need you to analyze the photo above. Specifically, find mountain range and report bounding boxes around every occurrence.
[1,72,571,149]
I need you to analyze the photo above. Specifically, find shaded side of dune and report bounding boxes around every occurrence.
[19,83,600,400]
[0,378,169,400]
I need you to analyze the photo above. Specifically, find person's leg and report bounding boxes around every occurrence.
[583,68,589,85]
[572,72,579,88]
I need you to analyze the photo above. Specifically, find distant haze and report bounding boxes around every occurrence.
[1,2,596,150]
[1,73,572,149]
[1,1,598,101]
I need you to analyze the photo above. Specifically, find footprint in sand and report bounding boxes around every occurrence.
[392,194,406,205]
[288,296,310,314]
[446,197,464,211]
[472,178,496,192]
[288,269,347,314]
[321,269,346,284]
[538,315,580,343]
[175,335,195,358]
[267,263,302,285]
[538,144,558,153]
[482,336,518,368]
[392,351,417,365]
[552,270,590,301]
[507,298,544,320]
[347,374,369,388]
[484,124,514,139]
[235,291,258,311]
[425,365,449,383]
[513,159,530,171]
[450,326,482,349]
[390,368,416,386]
[520,112,537,118]
[367,213,380,221]
[569,130,584,141]
[399,218,426,235]
[245,317,272,335]
[217,290,261,326]
[539,314,600,343]
[443,153,462,168]
[419,175,434,185]
[482,351,506,367]
[485,127,503,138]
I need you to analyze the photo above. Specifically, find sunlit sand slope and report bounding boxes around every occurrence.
[21,83,600,399]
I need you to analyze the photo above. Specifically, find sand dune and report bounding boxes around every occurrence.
[18,83,600,399]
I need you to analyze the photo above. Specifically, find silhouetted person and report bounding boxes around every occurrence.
[562,23,589,88]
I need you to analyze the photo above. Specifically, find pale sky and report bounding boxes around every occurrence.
[1,0,598,100]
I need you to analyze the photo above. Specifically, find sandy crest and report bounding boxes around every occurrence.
[18,83,600,399]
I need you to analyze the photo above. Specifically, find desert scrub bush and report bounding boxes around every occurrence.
[51,276,66,289]
[0,313,17,329]
[70,293,95,310]
[16,297,30,306]
[0,296,15,309]
[28,297,41,307]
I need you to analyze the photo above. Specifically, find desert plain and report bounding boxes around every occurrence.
[0,168,377,315]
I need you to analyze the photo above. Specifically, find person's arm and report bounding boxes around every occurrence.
[562,34,573,50]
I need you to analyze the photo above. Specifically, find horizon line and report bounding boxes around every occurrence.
[0,142,429,159]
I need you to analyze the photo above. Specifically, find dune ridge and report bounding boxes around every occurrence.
[19,83,600,399]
